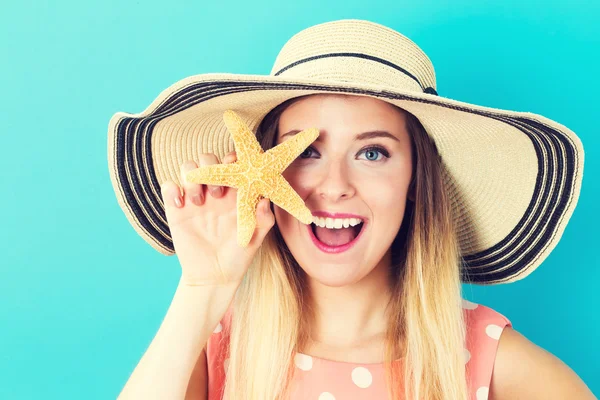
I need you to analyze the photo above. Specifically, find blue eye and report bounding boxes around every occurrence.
[358,146,389,162]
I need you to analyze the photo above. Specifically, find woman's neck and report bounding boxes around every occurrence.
[306,269,393,347]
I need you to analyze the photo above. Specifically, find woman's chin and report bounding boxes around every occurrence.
[299,262,366,287]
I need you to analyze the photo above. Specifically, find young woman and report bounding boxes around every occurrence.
[110,20,594,400]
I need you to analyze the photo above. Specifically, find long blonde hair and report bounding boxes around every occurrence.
[220,94,469,399]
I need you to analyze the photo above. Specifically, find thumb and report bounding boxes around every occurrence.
[248,198,275,247]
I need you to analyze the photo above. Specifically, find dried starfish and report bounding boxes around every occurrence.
[186,110,319,247]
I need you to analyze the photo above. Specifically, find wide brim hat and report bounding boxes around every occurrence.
[107,19,584,285]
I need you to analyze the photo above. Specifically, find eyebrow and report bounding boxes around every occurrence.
[280,129,401,142]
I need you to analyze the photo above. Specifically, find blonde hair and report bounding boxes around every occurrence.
[220,94,469,399]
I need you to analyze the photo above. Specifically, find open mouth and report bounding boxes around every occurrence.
[311,222,364,245]
[308,219,366,253]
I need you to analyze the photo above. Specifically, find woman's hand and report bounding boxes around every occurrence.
[160,151,275,286]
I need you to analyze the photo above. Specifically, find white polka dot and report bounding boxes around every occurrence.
[294,353,313,371]
[213,322,222,333]
[318,392,336,400]
[476,386,489,400]
[223,357,229,372]
[462,299,479,310]
[464,348,471,364]
[351,366,373,388]
[485,324,503,340]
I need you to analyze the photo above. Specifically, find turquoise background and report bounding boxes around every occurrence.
[1,0,598,398]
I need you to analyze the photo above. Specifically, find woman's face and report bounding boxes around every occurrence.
[273,94,414,287]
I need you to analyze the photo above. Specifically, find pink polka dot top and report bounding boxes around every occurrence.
[205,299,512,400]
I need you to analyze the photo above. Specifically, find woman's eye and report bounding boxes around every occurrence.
[358,146,389,162]
[299,146,317,159]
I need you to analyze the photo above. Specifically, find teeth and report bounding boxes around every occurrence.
[312,216,363,229]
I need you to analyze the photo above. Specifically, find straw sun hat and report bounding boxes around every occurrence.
[107,19,584,285]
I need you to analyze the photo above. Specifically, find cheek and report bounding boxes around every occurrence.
[362,178,409,221]
[360,168,407,193]
[367,179,406,198]
[273,205,305,245]
[282,168,314,198]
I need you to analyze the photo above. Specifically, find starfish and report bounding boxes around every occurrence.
[185,110,319,247]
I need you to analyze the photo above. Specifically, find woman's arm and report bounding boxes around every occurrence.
[490,327,596,399]
[117,279,239,400]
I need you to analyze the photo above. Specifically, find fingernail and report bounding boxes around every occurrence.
[192,194,202,206]
[211,186,222,196]
[175,197,182,207]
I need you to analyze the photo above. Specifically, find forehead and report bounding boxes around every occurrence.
[277,94,408,139]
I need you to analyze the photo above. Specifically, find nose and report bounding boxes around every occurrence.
[316,159,356,202]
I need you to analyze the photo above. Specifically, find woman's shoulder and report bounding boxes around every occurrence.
[463,299,594,399]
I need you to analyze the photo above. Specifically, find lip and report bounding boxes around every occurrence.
[307,218,366,254]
